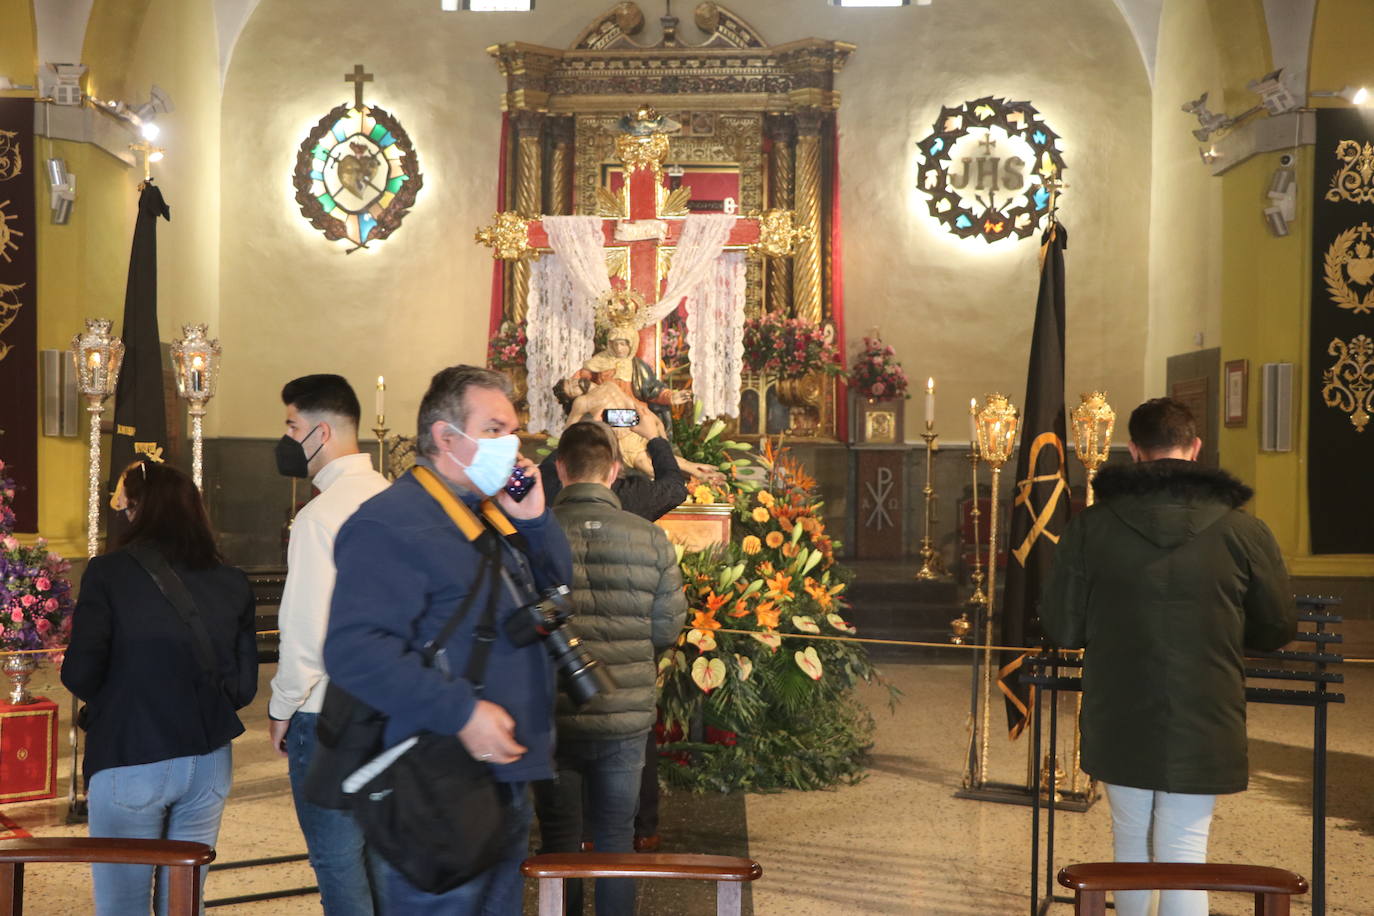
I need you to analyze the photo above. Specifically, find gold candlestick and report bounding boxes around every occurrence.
[915,423,944,580]
[373,418,390,477]
[171,325,222,492]
[974,393,1019,788]
[1068,391,1114,794]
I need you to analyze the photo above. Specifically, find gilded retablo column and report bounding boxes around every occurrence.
[792,109,824,324]
[767,115,795,315]
[511,111,545,323]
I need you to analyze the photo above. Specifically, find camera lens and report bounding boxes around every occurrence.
[545,630,616,706]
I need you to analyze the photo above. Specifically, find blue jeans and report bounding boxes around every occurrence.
[87,744,232,916]
[534,734,646,915]
[383,781,534,915]
[286,711,387,915]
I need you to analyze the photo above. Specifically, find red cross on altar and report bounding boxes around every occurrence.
[477,108,806,362]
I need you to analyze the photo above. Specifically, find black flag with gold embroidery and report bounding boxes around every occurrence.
[107,183,171,519]
[998,220,1069,738]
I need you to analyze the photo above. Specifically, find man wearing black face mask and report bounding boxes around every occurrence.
[269,374,389,916]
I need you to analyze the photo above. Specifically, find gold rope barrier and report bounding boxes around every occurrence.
[8,636,1374,663]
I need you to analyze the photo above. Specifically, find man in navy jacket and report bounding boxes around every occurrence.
[324,365,573,914]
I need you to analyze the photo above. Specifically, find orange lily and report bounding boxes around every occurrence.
[765,572,794,603]
[754,600,780,629]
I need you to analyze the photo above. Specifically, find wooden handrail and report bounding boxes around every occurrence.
[1058,863,1308,895]
[0,838,215,868]
[522,853,761,882]
[0,838,215,916]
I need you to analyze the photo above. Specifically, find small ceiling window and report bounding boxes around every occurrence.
[442,0,533,10]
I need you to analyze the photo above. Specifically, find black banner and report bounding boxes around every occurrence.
[998,222,1069,737]
[0,99,38,532]
[1309,110,1374,554]
[107,183,171,524]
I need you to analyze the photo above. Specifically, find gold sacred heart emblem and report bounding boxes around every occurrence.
[336,141,378,197]
[1324,223,1374,314]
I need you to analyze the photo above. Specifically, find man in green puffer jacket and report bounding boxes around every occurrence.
[534,420,688,916]
[1041,397,1295,916]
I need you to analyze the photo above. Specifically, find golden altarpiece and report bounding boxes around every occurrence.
[485,2,853,439]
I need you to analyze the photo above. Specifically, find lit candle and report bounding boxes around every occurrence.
[969,398,979,446]
[376,376,386,423]
[87,350,101,370]
[190,354,205,394]
[925,377,936,428]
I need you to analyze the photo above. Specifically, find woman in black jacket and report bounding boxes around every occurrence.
[62,460,257,916]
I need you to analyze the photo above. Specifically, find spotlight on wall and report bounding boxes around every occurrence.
[130,85,173,121]
[1264,154,1297,237]
[46,158,75,224]
[140,121,160,141]
[1248,68,1299,115]
[1183,92,1229,142]
[1312,85,1370,105]
[1199,146,1221,166]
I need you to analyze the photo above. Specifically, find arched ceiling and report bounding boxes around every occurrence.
[34,0,1315,101]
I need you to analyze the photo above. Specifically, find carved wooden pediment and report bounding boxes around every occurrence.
[489,2,854,114]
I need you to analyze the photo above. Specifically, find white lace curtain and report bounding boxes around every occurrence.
[524,213,743,433]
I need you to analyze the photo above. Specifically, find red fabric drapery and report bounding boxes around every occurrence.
[829,117,849,442]
[488,112,511,338]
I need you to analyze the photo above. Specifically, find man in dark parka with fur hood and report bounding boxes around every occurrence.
[1041,398,1294,916]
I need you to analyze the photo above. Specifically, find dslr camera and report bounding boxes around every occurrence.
[505,585,615,706]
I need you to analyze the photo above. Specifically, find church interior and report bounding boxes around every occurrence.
[1,0,1373,913]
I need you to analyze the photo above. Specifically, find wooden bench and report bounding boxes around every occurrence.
[1058,862,1309,916]
[522,853,762,916]
[0,837,216,916]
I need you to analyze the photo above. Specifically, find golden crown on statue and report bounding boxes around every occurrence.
[594,288,649,332]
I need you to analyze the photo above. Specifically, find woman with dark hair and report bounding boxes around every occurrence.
[62,459,258,916]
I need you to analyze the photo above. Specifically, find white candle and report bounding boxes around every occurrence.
[376,376,385,422]
[925,377,936,428]
[969,398,979,446]
[190,354,205,394]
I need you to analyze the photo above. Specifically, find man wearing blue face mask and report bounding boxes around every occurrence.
[324,365,573,914]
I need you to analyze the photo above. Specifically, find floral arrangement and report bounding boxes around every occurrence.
[656,438,895,792]
[660,310,689,380]
[849,335,911,400]
[741,313,844,382]
[486,320,528,371]
[0,460,74,655]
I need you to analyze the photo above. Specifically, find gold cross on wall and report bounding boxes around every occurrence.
[345,64,373,110]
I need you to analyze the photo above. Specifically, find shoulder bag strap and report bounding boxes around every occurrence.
[125,544,224,688]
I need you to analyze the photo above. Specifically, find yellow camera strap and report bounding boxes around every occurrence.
[411,464,521,542]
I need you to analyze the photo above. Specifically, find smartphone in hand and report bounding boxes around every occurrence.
[602,408,640,428]
[505,465,537,502]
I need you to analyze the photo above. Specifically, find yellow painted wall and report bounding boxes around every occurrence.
[218,0,1152,442]
[0,0,224,557]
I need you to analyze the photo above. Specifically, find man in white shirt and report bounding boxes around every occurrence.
[268,374,389,916]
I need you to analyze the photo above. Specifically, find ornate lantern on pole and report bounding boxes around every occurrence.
[70,319,125,559]
[1071,391,1115,506]
[170,324,222,491]
[969,393,1018,788]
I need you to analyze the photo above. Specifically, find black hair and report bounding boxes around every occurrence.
[112,460,222,569]
[1128,397,1198,452]
[416,365,512,456]
[281,374,362,427]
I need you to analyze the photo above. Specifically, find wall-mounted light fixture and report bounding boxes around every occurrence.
[46,158,75,224]
[1311,85,1370,105]
[1264,153,1297,237]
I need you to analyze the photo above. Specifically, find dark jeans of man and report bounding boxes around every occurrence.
[534,734,646,915]
[285,711,387,916]
[634,729,659,839]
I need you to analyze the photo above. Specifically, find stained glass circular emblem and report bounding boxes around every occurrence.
[293,103,423,252]
[916,97,1066,243]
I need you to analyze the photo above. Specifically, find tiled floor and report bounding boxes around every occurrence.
[4,646,1370,914]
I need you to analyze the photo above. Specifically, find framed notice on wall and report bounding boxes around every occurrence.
[1224,359,1248,427]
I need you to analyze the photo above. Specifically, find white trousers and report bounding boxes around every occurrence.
[1102,782,1217,916]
